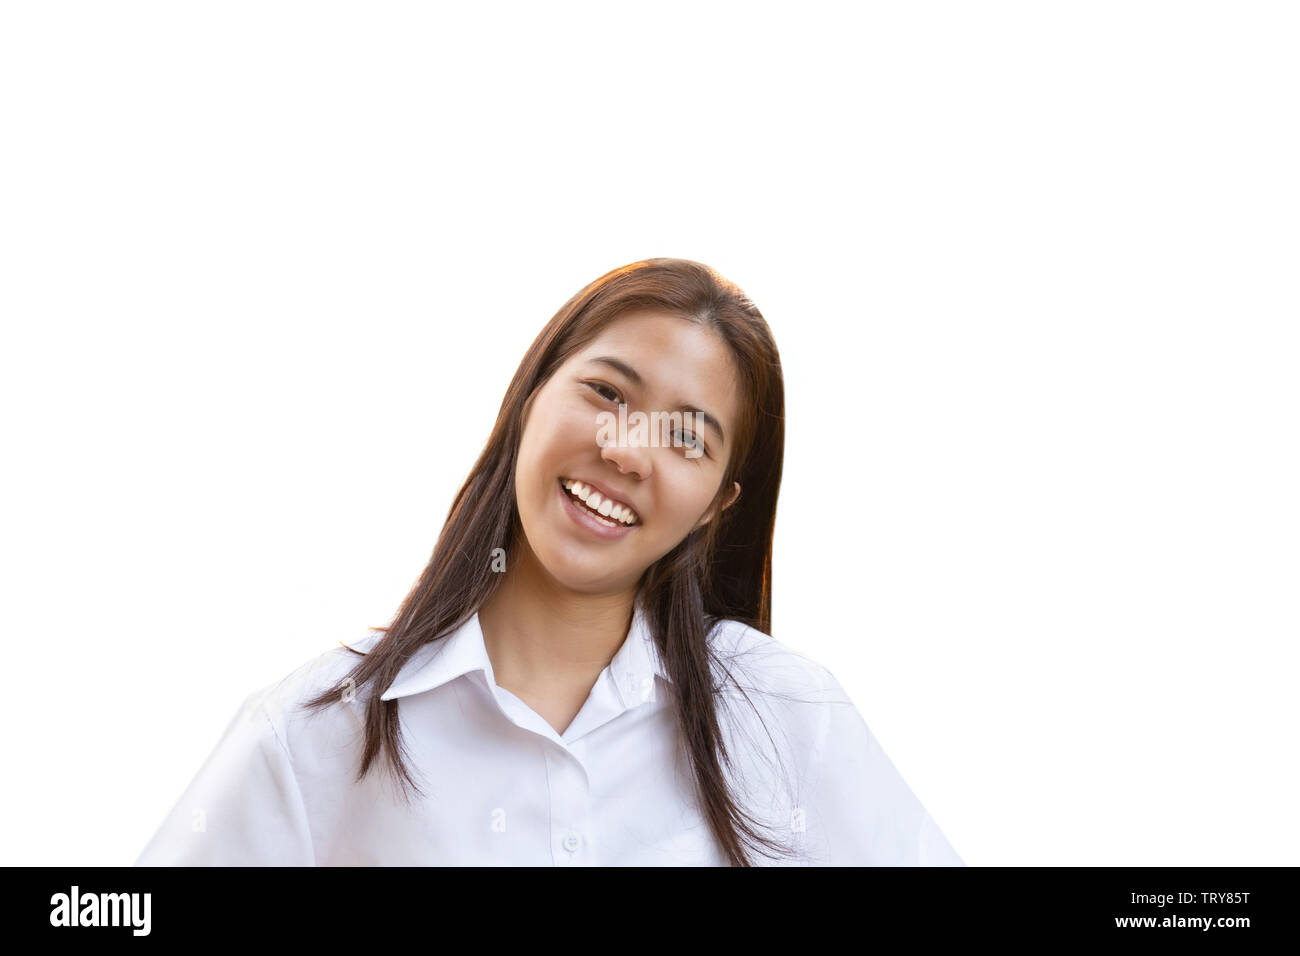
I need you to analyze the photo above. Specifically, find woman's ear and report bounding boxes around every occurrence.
[694,482,742,531]
[721,481,741,512]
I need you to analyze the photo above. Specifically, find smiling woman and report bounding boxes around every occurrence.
[510,308,744,597]
[134,257,963,867]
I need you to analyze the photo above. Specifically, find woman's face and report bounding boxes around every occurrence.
[513,308,743,594]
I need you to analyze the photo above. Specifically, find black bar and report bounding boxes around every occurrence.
[9,866,1289,943]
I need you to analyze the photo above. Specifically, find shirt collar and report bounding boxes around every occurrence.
[378,596,670,706]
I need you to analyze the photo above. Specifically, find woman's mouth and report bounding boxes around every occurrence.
[558,477,639,538]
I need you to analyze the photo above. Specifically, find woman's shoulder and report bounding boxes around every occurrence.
[240,629,389,749]
[706,617,849,705]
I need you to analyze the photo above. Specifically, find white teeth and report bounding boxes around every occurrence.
[562,479,638,525]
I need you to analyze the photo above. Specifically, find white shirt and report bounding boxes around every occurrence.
[134,600,963,866]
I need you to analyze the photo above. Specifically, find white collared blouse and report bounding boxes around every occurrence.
[134,600,963,866]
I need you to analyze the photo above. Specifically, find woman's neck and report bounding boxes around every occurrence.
[477,542,640,696]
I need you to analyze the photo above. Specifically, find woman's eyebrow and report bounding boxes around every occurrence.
[589,355,726,446]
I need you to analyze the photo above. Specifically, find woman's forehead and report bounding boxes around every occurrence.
[572,313,739,414]
[579,311,732,374]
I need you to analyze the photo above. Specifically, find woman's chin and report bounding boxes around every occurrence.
[536,548,637,594]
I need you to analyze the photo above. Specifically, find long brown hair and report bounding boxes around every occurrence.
[301,257,790,865]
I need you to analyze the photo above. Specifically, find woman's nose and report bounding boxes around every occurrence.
[599,434,652,480]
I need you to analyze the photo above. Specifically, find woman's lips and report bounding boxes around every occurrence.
[557,477,636,540]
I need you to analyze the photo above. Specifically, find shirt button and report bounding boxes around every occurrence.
[562,832,581,852]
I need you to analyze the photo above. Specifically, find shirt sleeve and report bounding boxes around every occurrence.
[133,689,316,866]
[799,673,964,866]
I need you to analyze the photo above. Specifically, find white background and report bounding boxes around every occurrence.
[2,1,1295,867]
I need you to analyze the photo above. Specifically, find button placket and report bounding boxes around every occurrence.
[544,744,591,866]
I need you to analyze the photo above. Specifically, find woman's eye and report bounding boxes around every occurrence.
[674,431,706,456]
[585,382,622,403]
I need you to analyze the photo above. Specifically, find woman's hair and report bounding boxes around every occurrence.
[301,257,790,865]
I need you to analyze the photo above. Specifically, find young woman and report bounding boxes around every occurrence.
[134,257,963,866]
